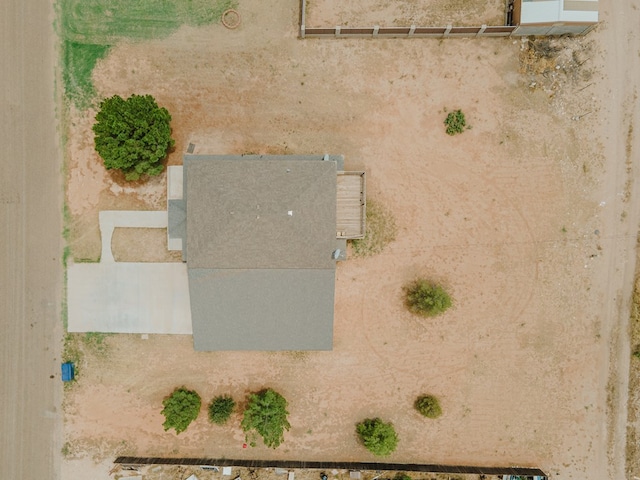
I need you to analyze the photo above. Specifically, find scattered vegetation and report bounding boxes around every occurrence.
[61,332,111,384]
[444,109,467,135]
[351,198,398,257]
[414,395,442,419]
[404,279,452,317]
[241,388,291,448]
[62,334,82,385]
[356,417,398,456]
[93,94,174,181]
[208,395,235,425]
[161,387,202,434]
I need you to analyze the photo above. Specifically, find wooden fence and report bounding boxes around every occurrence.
[115,456,547,477]
[302,25,517,38]
[299,0,518,39]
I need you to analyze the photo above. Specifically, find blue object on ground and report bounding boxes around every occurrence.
[61,362,75,382]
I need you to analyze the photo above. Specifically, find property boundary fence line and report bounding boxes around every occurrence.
[114,457,547,477]
[298,0,595,38]
[302,24,518,39]
[298,0,518,39]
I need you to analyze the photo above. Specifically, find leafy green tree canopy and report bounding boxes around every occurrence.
[414,395,442,419]
[356,417,398,456]
[241,388,291,448]
[404,279,452,317]
[208,394,235,425]
[161,387,201,434]
[93,94,174,181]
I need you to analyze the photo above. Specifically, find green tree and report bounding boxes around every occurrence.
[356,417,398,456]
[241,388,290,448]
[93,94,174,181]
[161,387,201,434]
[414,395,442,419]
[404,279,452,317]
[208,394,235,425]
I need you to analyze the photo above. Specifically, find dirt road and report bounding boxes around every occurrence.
[590,1,640,479]
[0,0,63,478]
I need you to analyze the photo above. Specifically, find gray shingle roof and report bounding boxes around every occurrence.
[184,156,337,270]
[181,155,340,351]
[189,268,334,351]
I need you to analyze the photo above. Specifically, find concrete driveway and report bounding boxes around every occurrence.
[67,210,192,334]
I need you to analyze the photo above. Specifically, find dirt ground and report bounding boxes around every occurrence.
[304,0,505,28]
[62,1,640,480]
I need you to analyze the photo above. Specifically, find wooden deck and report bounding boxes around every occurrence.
[336,171,365,239]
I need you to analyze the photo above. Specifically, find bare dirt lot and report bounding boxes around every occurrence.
[62,1,640,480]
[304,0,505,28]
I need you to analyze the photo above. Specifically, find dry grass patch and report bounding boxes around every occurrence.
[350,198,397,257]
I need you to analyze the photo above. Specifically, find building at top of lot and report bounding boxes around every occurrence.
[511,0,598,35]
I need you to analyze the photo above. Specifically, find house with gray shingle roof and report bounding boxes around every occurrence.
[168,154,365,351]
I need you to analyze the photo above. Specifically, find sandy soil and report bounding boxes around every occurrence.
[0,0,64,479]
[62,1,640,480]
[305,0,505,28]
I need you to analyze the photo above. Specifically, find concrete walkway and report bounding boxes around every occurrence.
[67,210,192,334]
[99,210,168,262]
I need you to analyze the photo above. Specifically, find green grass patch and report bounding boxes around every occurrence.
[62,41,110,108]
[350,199,398,257]
[59,0,237,107]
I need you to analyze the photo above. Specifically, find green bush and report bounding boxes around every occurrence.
[414,395,442,419]
[444,109,466,135]
[393,474,411,480]
[93,94,175,181]
[208,395,235,425]
[241,388,291,448]
[355,418,398,456]
[404,279,452,317]
[161,387,201,434]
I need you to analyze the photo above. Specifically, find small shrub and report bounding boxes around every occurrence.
[444,109,466,135]
[404,279,452,317]
[394,474,411,480]
[356,417,398,456]
[414,395,442,419]
[208,395,235,425]
[161,387,201,434]
[241,388,291,448]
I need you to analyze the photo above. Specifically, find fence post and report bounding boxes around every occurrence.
[335,26,341,37]
[299,0,306,38]
[444,24,452,36]
[478,24,486,37]
[373,25,379,37]
[409,25,416,36]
